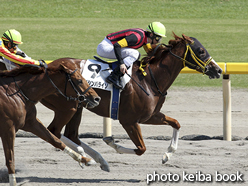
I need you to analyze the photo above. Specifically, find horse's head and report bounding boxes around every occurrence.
[57,60,101,108]
[181,34,222,79]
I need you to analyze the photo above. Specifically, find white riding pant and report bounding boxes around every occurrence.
[97,37,140,67]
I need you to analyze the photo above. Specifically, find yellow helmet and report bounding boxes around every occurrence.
[146,22,166,37]
[2,29,23,44]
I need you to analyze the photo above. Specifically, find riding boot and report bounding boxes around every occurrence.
[106,66,123,89]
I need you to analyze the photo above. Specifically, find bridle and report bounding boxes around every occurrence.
[7,63,91,104]
[147,42,212,97]
[168,43,212,74]
[46,68,91,102]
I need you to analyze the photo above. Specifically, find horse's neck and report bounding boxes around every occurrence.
[16,72,63,102]
[149,52,184,93]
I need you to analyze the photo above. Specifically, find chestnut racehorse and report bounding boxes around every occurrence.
[0,59,101,186]
[39,34,223,167]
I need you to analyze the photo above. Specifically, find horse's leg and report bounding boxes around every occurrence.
[143,112,181,163]
[1,127,17,186]
[63,107,110,172]
[103,122,145,155]
[22,115,93,167]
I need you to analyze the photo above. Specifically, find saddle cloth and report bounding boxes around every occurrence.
[82,59,132,91]
[82,59,132,120]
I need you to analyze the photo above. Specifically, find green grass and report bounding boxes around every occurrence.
[0,0,247,89]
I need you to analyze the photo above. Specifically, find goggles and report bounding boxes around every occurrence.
[154,35,162,42]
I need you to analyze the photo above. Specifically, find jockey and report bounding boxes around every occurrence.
[0,29,42,70]
[97,22,166,89]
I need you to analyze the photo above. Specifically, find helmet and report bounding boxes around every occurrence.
[146,22,166,37]
[2,29,23,44]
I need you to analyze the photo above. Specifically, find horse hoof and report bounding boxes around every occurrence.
[162,153,170,164]
[100,160,110,172]
[85,159,97,166]
[103,136,114,145]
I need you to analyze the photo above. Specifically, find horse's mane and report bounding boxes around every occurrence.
[140,32,191,65]
[0,59,74,78]
[0,65,44,77]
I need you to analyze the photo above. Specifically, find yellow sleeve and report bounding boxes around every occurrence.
[0,44,39,66]
[117,38,128,48]
[143,43,152,54]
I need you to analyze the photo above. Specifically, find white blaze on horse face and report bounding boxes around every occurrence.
[211,58,218,66]
[209,57,223,76]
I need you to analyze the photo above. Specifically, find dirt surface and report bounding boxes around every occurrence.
[0,87,247,185]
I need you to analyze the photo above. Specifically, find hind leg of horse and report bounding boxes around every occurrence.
[143,112,181,163]
[103,122,145,155]
[63,107,110,172]
[1,127,17,186]
[22,116,92,167]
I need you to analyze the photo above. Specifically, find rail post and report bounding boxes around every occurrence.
[103,117,112,137]
[222,74,232,141]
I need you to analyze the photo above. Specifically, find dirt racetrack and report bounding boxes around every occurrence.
[0,87,247,185]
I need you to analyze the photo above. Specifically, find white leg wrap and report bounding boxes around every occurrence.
[60,135,86,157]
[79,139,110,172]
[162,129,180,164]
[63,146,82,163]
[9,174,16,186]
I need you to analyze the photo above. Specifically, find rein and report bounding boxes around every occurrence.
[44,68,91,103]
[148,66,167,97]
[146,44,169,97]
[7,77,36,103]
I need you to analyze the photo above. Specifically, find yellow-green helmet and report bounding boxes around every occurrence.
[146,22,166,37]
[2,29,23,44]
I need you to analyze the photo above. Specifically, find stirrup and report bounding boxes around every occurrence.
[106,76,123,89]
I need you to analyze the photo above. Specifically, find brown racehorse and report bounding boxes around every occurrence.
[0,59,101,186]
[38,34,223,167]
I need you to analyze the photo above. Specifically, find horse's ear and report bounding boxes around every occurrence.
[182,34,194,43]
[60,61,73,74]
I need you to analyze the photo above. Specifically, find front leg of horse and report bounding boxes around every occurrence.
[61,135,110,172]
[1,127,17,186]
[103,136,136,154]
[103,122,146,156]
[143,112,181,163]
[22,117,94,168]
[162,128,180,164]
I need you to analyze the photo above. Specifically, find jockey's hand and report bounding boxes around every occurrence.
[38,59,48,68]
[120,64,127,74]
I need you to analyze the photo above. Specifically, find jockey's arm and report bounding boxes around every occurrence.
[143,43,153,54]
[113,34,139,65]
[0,43,40,66]
[113,38,129,65]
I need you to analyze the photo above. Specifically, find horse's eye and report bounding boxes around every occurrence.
[198,48,206,57]
[78,79,83,84]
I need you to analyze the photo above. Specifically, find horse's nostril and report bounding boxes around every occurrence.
[94,97,101,103]
[218,69,223,74]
